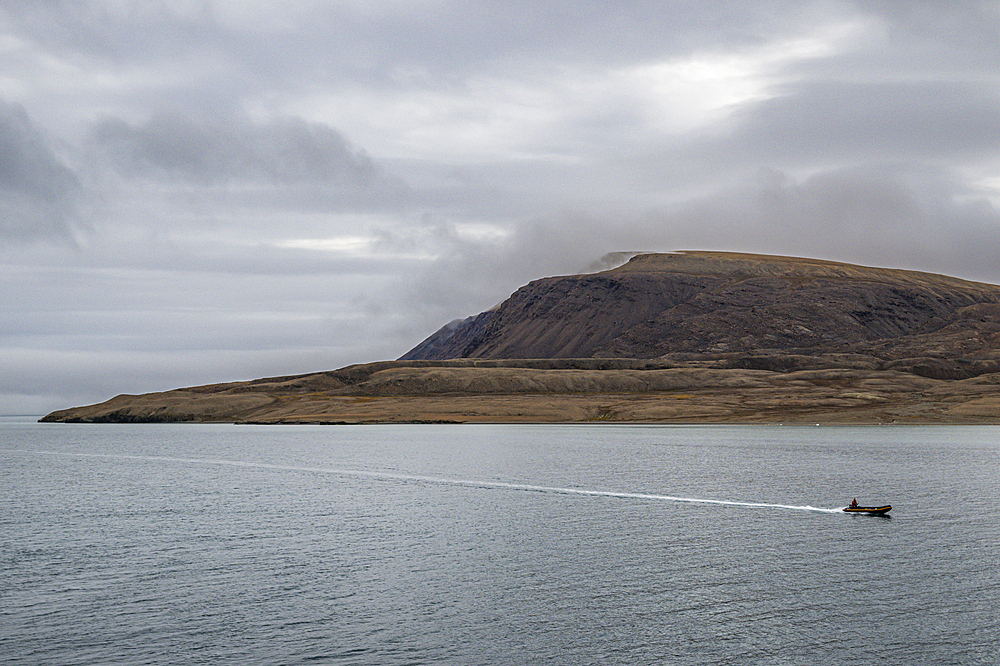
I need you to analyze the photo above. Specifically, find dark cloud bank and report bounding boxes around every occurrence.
[0,100,82,243]
[91,113,382,186]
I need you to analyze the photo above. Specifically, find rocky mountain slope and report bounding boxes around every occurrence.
[41,251,1000,424]
[401,251,1000,380]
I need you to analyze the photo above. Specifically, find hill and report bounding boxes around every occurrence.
[401,251,1000,379]
[41,251,1000,424]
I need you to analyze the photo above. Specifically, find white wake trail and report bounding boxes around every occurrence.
[4,449,842,513]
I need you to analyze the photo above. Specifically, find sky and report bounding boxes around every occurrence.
[3,0,1000,415]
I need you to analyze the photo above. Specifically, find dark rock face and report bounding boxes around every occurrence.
[400,311,497,360]
[401,251,1000,376]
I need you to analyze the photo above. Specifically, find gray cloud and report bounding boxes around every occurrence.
[91,113,386,187]
[719,81,1000,167]
[0,100,83,243]
[865,0,1000,49]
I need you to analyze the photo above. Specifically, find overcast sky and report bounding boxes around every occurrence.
[3,0,1000,414]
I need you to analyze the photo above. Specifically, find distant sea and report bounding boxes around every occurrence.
[2,418,998,665]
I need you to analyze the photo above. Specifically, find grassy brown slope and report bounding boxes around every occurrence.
[39,358,1000,424]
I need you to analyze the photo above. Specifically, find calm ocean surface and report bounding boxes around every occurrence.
[2,418,998,665]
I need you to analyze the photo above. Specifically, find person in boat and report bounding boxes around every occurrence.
[851,498,859,508]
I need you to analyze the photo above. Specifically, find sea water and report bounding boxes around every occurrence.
[1,418,998,665]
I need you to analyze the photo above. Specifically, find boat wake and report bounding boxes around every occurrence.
[416,476,842,513]
[6,449,842,513]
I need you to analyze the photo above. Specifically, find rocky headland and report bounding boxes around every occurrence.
[41,251,1000,424]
